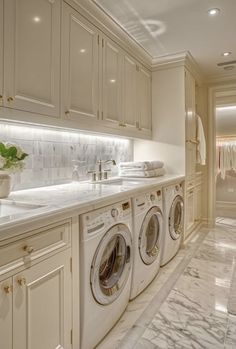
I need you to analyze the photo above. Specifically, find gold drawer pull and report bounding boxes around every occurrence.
[65,110,70,116]
[7,96,14,102]
[17,278,26,286]
[4,285,13,294]
[0,94,3,100]
[119,123,126,127]
[23,245,34,254]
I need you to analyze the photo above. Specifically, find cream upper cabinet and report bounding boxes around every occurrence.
[0,0,3,106]
[122,54,137,129]
[3,0,61,117]
[13,250,72,349]
[185,69,197,177]
[0,278,13,349]
[61,2,99,122]
[137,66,152,134]
[102,36,122,126]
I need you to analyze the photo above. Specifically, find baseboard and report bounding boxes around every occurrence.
[216,201,236,210]
[183,221,204,245]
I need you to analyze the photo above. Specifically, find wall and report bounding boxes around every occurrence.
[0,123,133,190]
[134,66,186,174]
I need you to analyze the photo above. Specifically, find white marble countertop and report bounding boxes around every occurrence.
[0,174,184,240]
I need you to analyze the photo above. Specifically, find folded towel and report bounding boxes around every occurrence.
[120,168,165,178]
[119,161,164,170]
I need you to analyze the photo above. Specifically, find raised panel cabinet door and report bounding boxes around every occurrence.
[102,37,122,126]
[0,0,3,106]
[122,54,137,129]
[138,67,152,132]
[4,0,61,117]
[0,278,13,349]
[185,189,195,237]
[62,2,99,122]
[13,250,72,349]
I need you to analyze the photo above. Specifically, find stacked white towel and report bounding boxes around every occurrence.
[119,161,165,178]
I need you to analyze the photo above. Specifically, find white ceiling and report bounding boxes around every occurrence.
[93,0,236,77]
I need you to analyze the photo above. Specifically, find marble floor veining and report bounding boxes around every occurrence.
[98,222,236,349]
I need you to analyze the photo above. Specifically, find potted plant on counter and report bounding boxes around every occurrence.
[0,142,28,198]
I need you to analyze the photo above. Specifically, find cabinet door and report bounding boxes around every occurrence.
[102,37,122,126]
[4,0,60,117]
[62,2,99,122]
[185,70,196,176]
[194,184,202,223]
[0,0,3,106]
[0,278,13,349]
[13,250,72,349]
[185,189,195,238]
[137,66,152,133]
[122,54,137,129]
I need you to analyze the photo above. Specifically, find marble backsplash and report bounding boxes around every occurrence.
[0,123,133,190]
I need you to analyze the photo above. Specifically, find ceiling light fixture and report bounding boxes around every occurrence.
[208,8,220,16]
[222,52,232,57]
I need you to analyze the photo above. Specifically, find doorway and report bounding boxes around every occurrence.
[208,83,236,226]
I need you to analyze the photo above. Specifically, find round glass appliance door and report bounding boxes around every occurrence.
[169,195,184,240]
[90,224,132,305]
[139,207,163,265]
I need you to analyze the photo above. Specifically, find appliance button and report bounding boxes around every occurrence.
[111,208,119,218]
[150,194,155,201]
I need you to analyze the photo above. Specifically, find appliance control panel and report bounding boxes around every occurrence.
[135,190,162,213]
[81,199,131,234]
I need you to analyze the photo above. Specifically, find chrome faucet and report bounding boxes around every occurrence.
[97,159,117,181]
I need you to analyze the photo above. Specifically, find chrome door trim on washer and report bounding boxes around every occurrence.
[168,195,184,240]
[90,223,132,305]
[139,207,163,265]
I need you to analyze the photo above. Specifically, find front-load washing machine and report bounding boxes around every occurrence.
[80,199,132,349]
[130,189,163,300]
[161,182,184,266]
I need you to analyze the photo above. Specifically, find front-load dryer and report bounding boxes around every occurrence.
[130,189,163,300]
[161,183,184,266]
[79,199,132,349]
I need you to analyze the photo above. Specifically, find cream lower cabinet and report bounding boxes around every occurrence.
[3,0,61,117]
[185,174,203,239]
[0,250,72,349]
[0,220,72,349]
[0,278,13,349]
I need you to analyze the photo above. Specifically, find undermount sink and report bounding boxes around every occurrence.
[92,177,146,186]
[0,200,44,219]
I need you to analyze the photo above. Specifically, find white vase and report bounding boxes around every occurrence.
[0,172,11,198]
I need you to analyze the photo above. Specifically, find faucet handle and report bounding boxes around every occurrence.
[88,170,97,182]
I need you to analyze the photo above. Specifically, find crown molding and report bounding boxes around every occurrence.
[65,0,153,68]
[151,51,204,85]
[205,72,236,85]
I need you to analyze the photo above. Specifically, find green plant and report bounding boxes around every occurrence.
[0,142,28,173]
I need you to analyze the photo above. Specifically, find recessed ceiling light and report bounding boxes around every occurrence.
[208,8,220,16]
[222,52,232,57]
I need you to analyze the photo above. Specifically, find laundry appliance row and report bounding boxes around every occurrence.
[79,182,184,349]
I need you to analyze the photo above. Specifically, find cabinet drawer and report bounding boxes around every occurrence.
[0,220,71,274]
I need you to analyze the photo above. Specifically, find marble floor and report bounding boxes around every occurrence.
[97,222,236,349]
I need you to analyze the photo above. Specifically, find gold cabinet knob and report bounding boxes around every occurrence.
[23,245,34,254]
[17,278,26,286]
[119,123,126,127]
[7,96,14,102]
[65,110,70,116]
[4,285,13,294]
[0,94,3,100]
